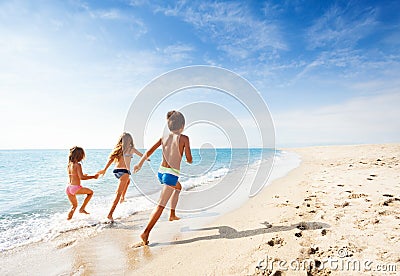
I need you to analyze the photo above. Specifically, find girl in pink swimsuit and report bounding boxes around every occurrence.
[66,146,99,220]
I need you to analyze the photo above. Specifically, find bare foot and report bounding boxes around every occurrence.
[79,209,90,214]
[132,232,149,248]
[120,198,126,203]
[67,211,74,220]
[132,240,149,248]
[169,215,180,221]
[107,215,114,222]
[140,232,149,244]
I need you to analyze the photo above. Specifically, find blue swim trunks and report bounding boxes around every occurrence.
[158,166,179,186]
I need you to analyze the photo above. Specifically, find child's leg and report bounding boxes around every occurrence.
[120,178,130,203]
[75,187,94,214]
[140,185,175,244]
[67,194,78,220]
[169,181,182,221]
[108,174,129,221]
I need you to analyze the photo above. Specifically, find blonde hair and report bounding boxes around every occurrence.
[69,146,85,163]
[167,110,185,132]
[109,132,134,162]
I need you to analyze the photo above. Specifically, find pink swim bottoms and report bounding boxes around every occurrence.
[66,185,82,196]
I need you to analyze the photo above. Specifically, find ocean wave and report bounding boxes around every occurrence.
[0,195,154,252]
[180,167,229,191]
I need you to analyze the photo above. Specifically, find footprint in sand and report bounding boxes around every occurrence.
[371,218,379,224]
[378,210,395,216]
[334,202,350,208]
[267,236,285,247]
[56,240,76,249]
[308,245,319,255]
[381,197,400,206]
[335,214,344,221]
[348,193,368,199]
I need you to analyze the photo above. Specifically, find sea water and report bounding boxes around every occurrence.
[0,148,298,251]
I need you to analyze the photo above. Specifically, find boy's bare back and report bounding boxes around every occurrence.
[161,133,191,171]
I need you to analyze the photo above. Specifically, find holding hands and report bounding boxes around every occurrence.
[97,169,106,176]
[133,163,142,173]
[83,173,99,179]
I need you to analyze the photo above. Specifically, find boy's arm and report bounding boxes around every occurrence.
[134,138,161,173]
[183,136,193,164]
[98,158,113,176]
[77,163,98,180]
[132,147,151,161]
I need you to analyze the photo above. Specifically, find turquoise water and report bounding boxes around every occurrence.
[0,148,281,251]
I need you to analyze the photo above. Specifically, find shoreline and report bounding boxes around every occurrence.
[0,148,286,253]
[1,144,399,275]
[0,149,297,274]
[0,149,297,253]
[0,150,298,274]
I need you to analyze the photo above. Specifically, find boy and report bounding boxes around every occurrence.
[133,110,192,246]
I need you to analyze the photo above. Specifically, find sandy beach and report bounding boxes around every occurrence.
[1,144,399,275]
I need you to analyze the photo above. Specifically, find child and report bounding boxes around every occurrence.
[133,110,192,246]
[98,132,144,221]
[66,146,98,220]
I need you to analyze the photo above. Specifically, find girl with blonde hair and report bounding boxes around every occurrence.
[98,132,144,221]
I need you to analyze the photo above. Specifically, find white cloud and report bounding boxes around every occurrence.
[162,43,195,62]
[262,2,284,18]
[90,9,123,20]
[306,4,377,50]
[287,48,400,88]
[274,90,400,146]
[128,0,148,7]
[153,1,287,59]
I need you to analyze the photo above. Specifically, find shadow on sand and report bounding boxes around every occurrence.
[150,221,330,247]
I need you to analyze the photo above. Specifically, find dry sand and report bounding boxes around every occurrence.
[1,144,399,275]
[131,144,400,275]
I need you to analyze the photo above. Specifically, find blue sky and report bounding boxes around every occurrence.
[0,0,399,149]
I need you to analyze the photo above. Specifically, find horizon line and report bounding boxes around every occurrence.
[0,147,277,151]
